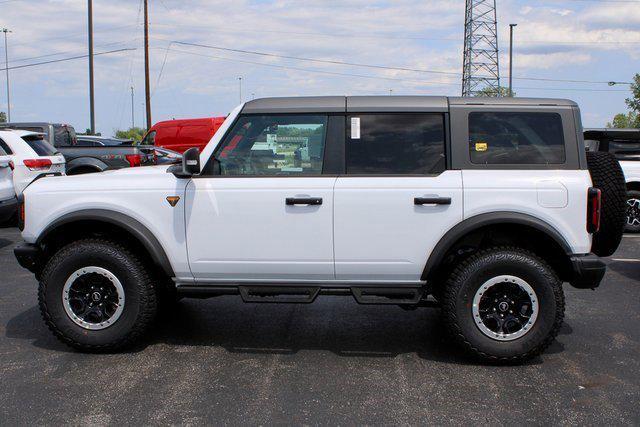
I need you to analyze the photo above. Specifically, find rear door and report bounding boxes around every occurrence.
[334,110,463,282]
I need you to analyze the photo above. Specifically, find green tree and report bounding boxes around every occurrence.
[114,127,146,143]
[625,73,640,113]
[474,86,514,97]
[606,112,639,129]
[0,111,6,123]
[607,73,640,128]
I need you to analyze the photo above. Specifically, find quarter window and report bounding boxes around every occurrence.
[469,112,565,164]
[346,113,446,175]
[215,115,327,176]
[0,138,12,155]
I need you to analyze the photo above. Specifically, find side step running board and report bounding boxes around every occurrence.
[351,287,423,305]
[239,286,320,303]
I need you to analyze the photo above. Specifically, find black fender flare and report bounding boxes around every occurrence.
[37,209,175,277]
[65,157,108,175]
[421,212,572,281]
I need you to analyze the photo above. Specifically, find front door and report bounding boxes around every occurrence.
[185,113,336,282]
[334,113,463,282]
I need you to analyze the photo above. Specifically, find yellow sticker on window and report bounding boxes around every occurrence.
[475,142,488,152]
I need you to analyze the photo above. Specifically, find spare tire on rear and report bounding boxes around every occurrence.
[586,151,626,256]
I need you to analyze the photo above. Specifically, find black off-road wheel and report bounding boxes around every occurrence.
[38,239,157,352]
[625,190,640,233]
[442,247,564,364]
[586,151,626,256]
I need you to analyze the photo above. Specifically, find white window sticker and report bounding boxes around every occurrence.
[350,117,361,140]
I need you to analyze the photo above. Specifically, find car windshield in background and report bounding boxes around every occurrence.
[22,135,58,156]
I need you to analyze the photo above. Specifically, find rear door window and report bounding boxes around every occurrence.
[22,135,57,156]
[345,113,446,175]
[469,112,565,164]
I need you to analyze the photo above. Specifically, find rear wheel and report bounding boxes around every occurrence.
[442,247,564,363]
[39,239,157,352]
[625,190,640,233]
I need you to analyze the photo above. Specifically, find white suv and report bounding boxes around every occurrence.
[0,130,66,196]
[13,97,626,362]
[0,152,15,223]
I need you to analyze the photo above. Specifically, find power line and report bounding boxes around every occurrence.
[0,48,136,72]
[160,47,630,93]
[164,39,633,86]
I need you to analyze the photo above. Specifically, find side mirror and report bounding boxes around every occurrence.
[171,147,200,178]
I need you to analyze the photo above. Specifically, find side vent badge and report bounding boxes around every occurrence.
[166,196,180,207]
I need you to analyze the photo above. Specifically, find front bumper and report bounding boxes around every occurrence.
[14,243,42,275]
[569,254,606,289]
[0,197,17,223]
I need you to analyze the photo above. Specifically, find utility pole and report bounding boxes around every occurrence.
[87,0,95,134]
[130,86,135,129]
[144,0,152,130]
[238,77,242,104]
[509,24,517,97]
[2,28,11,122]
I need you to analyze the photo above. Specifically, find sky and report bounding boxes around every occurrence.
[0,0,639,136]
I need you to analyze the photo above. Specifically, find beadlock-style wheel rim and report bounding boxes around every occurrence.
[626,198,640,227]
[472,275,538,341]
[62,266,125,330]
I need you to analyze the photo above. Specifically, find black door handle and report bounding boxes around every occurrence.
[414,197,451,205]
[286,197,323,206]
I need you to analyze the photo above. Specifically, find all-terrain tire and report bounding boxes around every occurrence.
[38,239,157,352]
[586,151,626,256]
[442,247,565,364]
[624,190,640,233]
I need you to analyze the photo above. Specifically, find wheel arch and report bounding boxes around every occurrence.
[422,212,574,283]
[37,209,174,278]
[65,158,108,175]
[626,181,640,192]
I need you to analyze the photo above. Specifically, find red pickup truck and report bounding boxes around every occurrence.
[141,117,225,153]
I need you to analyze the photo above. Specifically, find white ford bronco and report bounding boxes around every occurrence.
[14,96,627,362]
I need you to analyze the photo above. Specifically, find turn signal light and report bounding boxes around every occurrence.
[126,154,142,167]
[8,160,14,171]
[23,158,52,171]
[587,187,601,233]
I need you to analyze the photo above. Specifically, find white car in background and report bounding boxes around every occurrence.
[0,153,16,223]
[0,130,66,196]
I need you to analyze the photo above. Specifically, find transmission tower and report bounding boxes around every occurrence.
[462,0,500,96]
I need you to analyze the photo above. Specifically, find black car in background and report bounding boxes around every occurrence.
[0,122,154,175]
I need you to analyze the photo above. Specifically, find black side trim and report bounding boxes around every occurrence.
[37,209,175,277]
[569,254,606,289]
[421,212,573,281]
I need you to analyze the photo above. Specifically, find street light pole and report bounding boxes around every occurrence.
[509,23,517,97]
[144,0,152,130]
[131,86,135,129]
[2,28,11,122]
[88,0,95,134]
[238,77,242,104]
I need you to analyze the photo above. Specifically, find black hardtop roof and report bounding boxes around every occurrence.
[242,96,578,114]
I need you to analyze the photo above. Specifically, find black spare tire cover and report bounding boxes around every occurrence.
[586,151,626,256]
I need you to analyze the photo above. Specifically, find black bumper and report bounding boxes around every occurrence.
[14,243,42,275]
[0,197,17,223]
[569,254,606,289]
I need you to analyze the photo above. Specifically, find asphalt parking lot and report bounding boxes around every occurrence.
[0,226,639,425]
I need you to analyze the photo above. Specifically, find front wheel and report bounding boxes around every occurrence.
[39,239,158,352]
[442,247,564,363]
